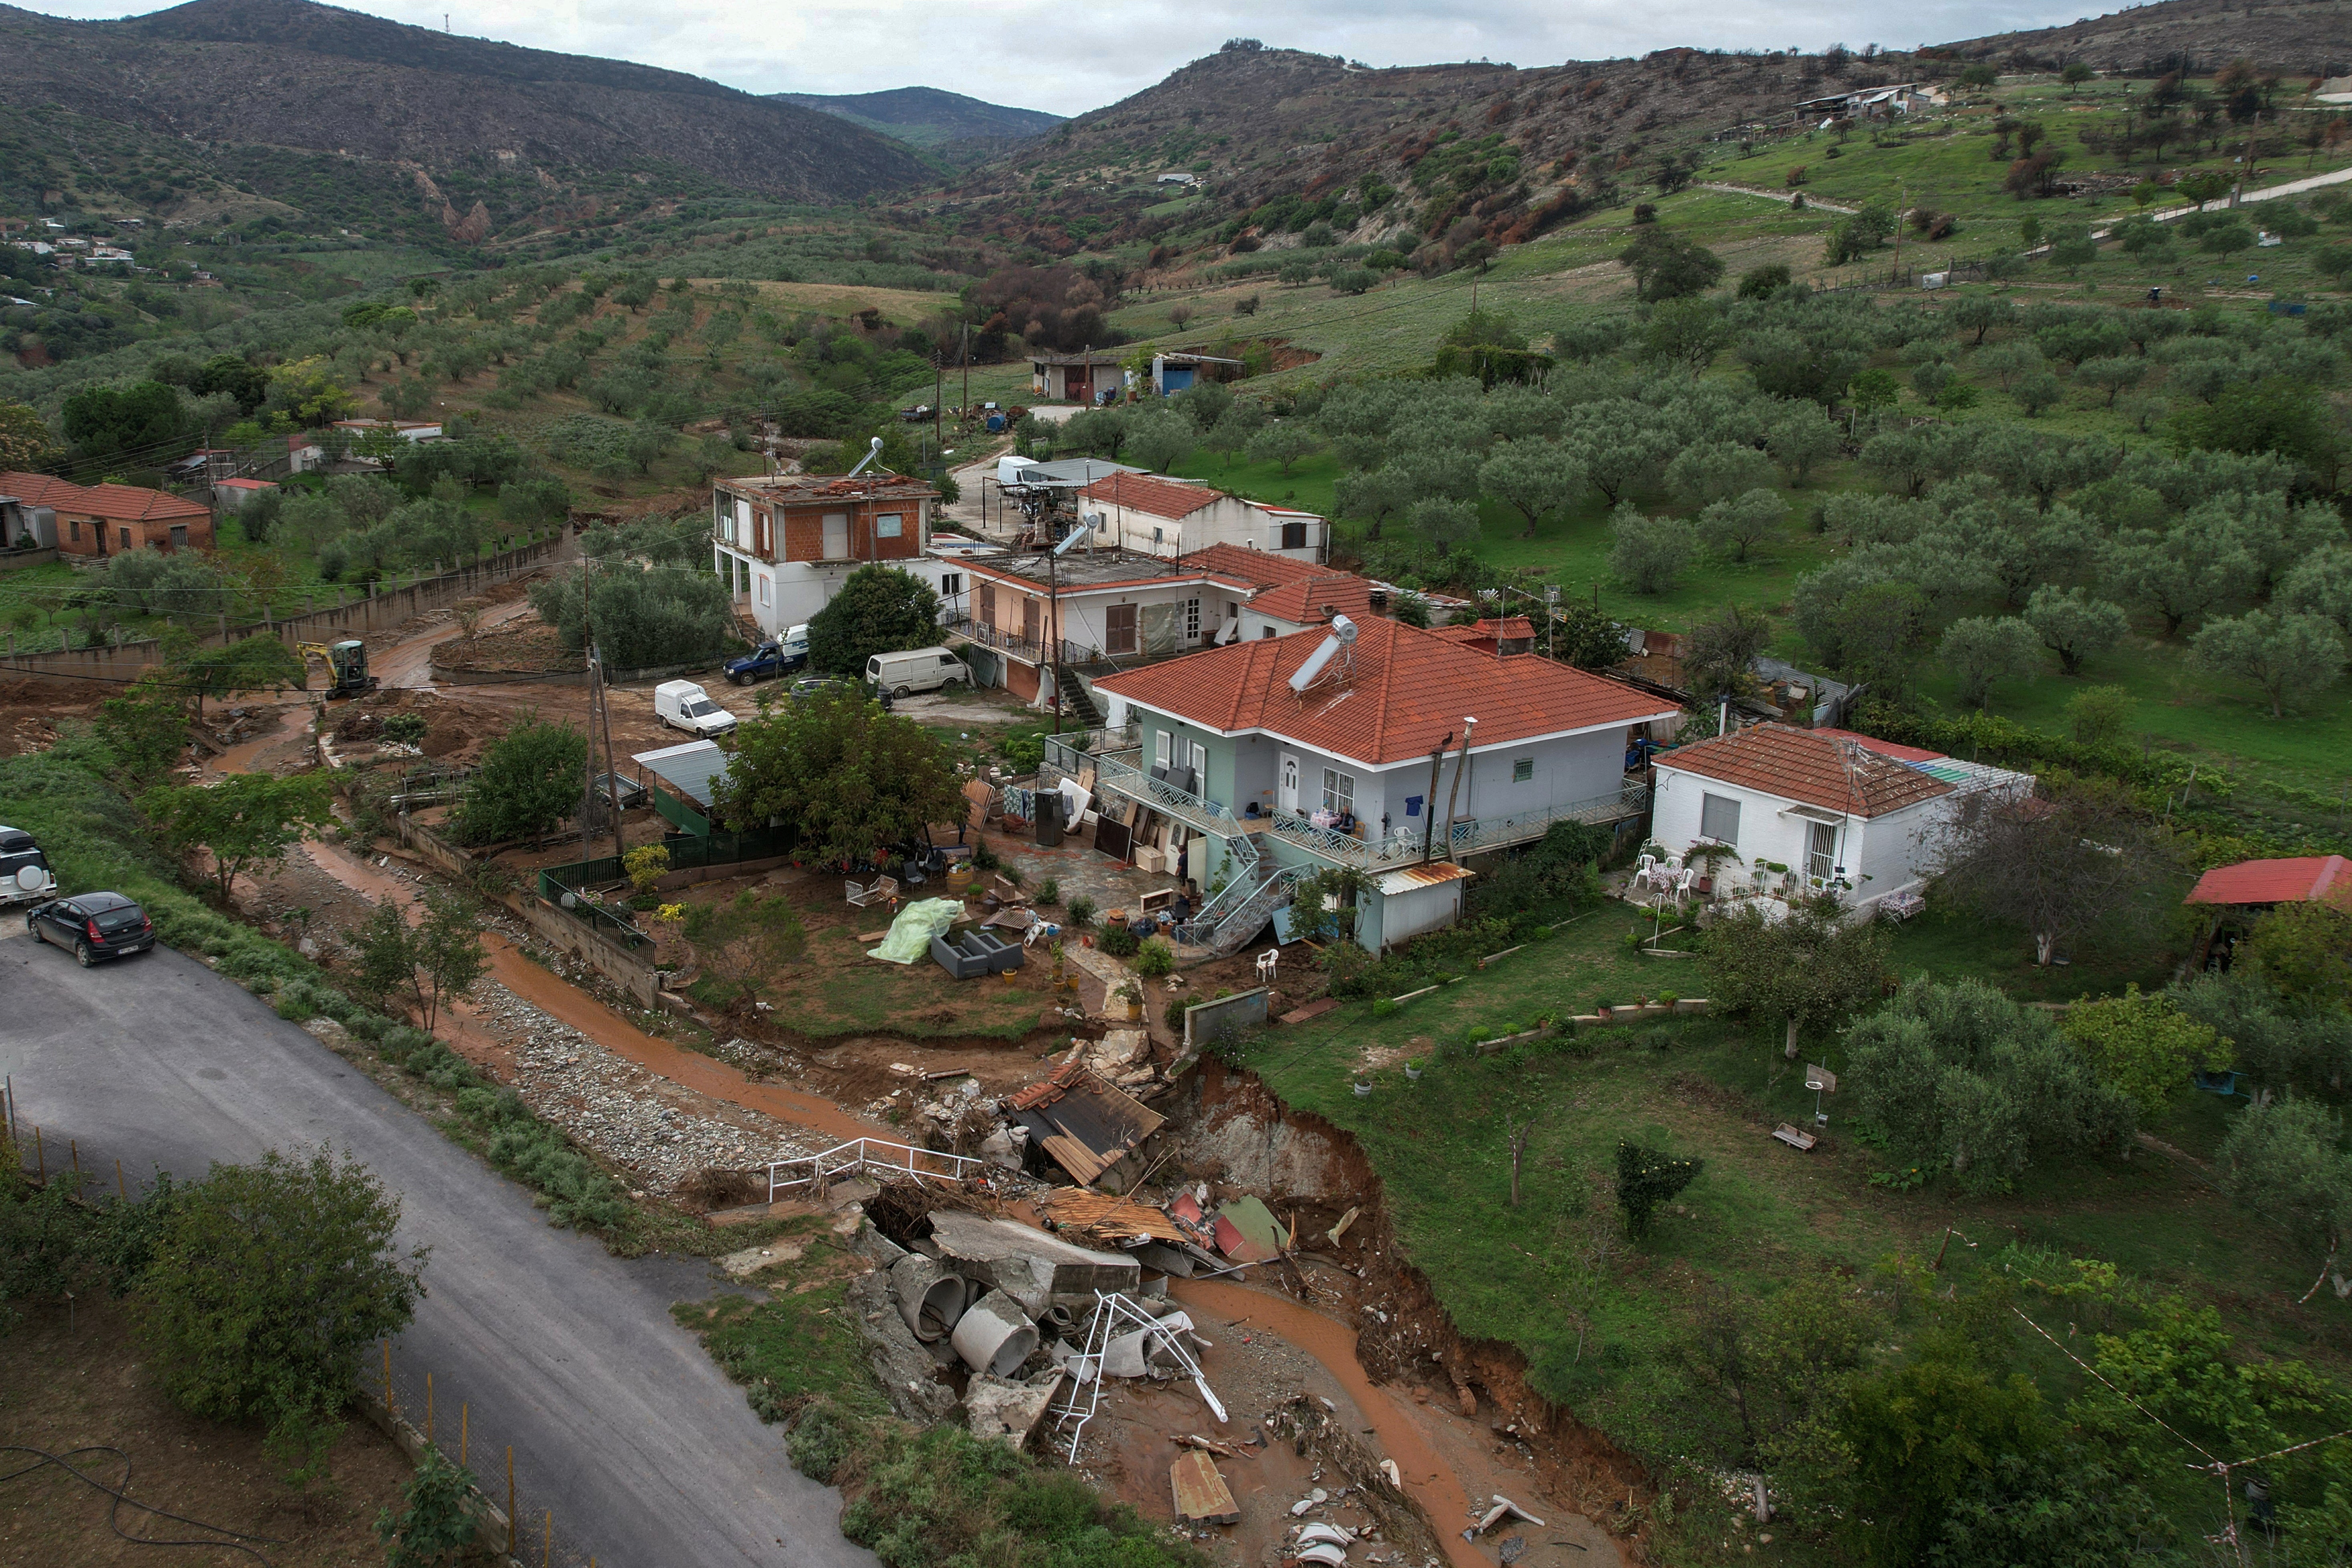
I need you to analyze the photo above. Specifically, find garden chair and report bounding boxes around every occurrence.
[1255,948,1279,984]
[846,874,900,910]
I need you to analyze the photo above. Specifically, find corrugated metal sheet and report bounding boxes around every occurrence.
[1375,862,1475,894]
[632,741,730,808]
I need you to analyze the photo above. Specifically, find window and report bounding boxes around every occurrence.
[1185,597,1201,639]
[169,524,188,550]
[1190,742,1208,786]
[939,572,963,598]
[1280,520,1308,550]
[1105,602,1139,655]
[119,525,132,550]
[1020,596,1039,646]
[978,582,996,626]
[1699,793,1742,847]
[876,512,904,539]
[68,520,79,542]
[1260,626,1277,639]
[759,576,771,607]
[1154,729,1172,768]
[1321,767,1355,816]
[1512,757,1534,783]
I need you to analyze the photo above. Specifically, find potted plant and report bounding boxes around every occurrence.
[1353,1078,1373,1096]
[1113,980,1144,1021]
[1594,996,1616,1023]
[1404,1058,1424,1080]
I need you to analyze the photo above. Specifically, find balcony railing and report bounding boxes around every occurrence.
[944,614,1044,664]
[1263,780,1652,870]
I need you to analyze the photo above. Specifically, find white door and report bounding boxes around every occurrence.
[1278,753,1300,815]
[1190,742,1209,797]
[821,512,849,559]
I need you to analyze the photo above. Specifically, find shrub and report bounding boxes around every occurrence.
[1133,936,1176,978]
[1034,878,1059,905]
[1098,924,1142,958]
[1064,895,1096,928]
[1616,1141,1703,1236]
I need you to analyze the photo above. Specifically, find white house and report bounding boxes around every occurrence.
[710,469,973,637]
[1650,724,2032,911]
[1079,472,1324,562]
[1068,615,1677,952]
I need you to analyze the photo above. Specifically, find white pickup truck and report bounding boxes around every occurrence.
[653,680,738,738]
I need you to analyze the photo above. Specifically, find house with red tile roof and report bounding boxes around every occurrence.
[2184,855,2352,910]
[950,543,1390,707]
[1651,723,2033,912]
[1058,615,1677,950]
[0,472,213,558]
[1079,472,1325,563]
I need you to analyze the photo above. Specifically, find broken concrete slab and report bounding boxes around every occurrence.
[1171,1449,1241,1525]
[926,1210,1141,1306]
[964,1368,1066,1449]
[1135,1242,1194,1277]
[717,1237,808,1278]
[846,1267,959,1424]
[1101,1310,1199,1379]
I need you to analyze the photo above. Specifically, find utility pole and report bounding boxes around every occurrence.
[1048,538,1062,735]
[1419,736,1452,863]
[594,644,622,862]
[579,558,599,855]
[1441,718,1477,864]
[960,323,970,418]
[934,353,944,463]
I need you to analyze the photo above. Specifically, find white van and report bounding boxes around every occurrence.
[997,455,1040,487]
[654,680,737,737]
[866,647,971,699]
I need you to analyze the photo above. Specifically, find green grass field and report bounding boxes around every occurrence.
[1241,907,2336,1562]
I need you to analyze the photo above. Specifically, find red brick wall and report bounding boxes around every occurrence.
[52,510,212,557]
[776,499,921,564]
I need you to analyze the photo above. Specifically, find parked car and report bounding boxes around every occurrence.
[26,891,153,965]
[722,625,810,685]
[653,680,738,737]
[866,647,971,700]
[0,825,57,906]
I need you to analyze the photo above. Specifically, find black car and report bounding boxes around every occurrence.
[27,892,154,966]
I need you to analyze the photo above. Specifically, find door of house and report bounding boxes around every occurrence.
[1021,596,1040,649]
[1190,742,1209,797]
[1105,602,1138,655]
[821,513,850,559]
[1278,752,1301,815]
[1807,821,1838,885]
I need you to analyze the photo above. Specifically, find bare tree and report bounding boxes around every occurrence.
[1930,781,2161,966]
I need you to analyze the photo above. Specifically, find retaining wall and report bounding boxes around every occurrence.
[518,896,661,1007]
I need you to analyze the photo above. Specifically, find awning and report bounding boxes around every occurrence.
[1375,862,1474,895]
[632,740,729,808]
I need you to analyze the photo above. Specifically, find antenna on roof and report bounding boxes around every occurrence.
[1289,613,1358,697]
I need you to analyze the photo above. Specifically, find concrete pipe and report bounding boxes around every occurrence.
[891,1254,970,1344]
[952,1288,1040,1378]
[1038,1304,1078,1338]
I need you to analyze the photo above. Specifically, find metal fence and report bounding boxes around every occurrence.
[535,857,649,952]
[764,1136,988,1201]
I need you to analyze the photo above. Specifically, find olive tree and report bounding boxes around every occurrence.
[1607,505,1696,594]
[1936,616,2042,709]
[1700,895,1890,1059]
[2023,586,2129,675]
[2193,609,2347,717]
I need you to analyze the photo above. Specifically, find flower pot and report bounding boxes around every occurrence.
[1404,1066,1422,1081]
[1352,1081,1373,1097]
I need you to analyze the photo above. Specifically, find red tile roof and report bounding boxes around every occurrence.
[1658,724,1954,818]
[1082,472,1219,520]
[1176,542,1320,587]
[0,471,208,523]
[1249,573,1376,626]
[2185,855,2352,908]
[1094,615,1676,765]
[1813,727,1946,765]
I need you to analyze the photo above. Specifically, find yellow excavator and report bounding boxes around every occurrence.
[297,639,380,700]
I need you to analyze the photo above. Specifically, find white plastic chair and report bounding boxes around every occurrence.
[1255,949,1279,983]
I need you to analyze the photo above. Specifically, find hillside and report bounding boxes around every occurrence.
[0,0,926,220]
[1945,0,2352,76]
[770,86,1062,149]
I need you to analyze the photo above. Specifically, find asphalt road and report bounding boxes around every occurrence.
[2,921,879,1568]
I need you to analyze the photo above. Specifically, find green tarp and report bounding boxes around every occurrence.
[867,898,965,964]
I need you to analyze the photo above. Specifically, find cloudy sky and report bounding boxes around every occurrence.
[35,0,2098,111]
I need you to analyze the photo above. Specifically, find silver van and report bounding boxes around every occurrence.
[865,647,971,699]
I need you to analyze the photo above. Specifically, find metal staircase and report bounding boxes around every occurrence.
[1177,831,1306,958]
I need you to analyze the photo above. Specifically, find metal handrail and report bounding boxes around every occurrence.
[764,1136,987,1202]
[1260,781,1652,869]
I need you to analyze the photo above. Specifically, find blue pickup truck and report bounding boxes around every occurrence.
[722,625,810,686]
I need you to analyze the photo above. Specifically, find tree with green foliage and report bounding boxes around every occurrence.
[60,380,187,461]
[683,890,808,1013]
[2192,608,2346,717]
[529,562,736,672]
[1245,421,1320,474]
[1765,404,1840,486]
[2171,376,2338,478]
[1736,263,1792,300]
[0,399,60,470]
[143,771,334,903]
[2064,684,2135,746]
[93,671,190,788]
[2218,1098,2352,1298]
[1825,201,1897,265]
[1616,229,1724,302]
[2023,586,2128,675]
[1123,407,1196,473]
[1697,488,1786,563]
[807,564,942,679]
[1845,978,2136,1194]
[1665,440,1777,509]
[1606,504,1696,594]
[1532,598,1632,670]
[1949,292,2017,346]
[1842,1332,2053,1566]
[2012,367,2064,417]
[2240,901,2352,1010]
[1701,895,1891,1059]
[1478,440,1586,537]
[131,1148,426,1478]
[1616,1141,1703,1237]
[2060,984,2231,1115]
[1811,578,1933,697]
[1642,298,1734,378]
[2074,355,2146,409]
[455,714,587,846]
[1406,495,1481,551]
[713,688,960,866]
[1937,616,2042,709]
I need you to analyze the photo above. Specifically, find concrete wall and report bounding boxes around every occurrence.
[520,895,660,1006]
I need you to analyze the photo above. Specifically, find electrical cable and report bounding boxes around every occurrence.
[0,1445,281,1564]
